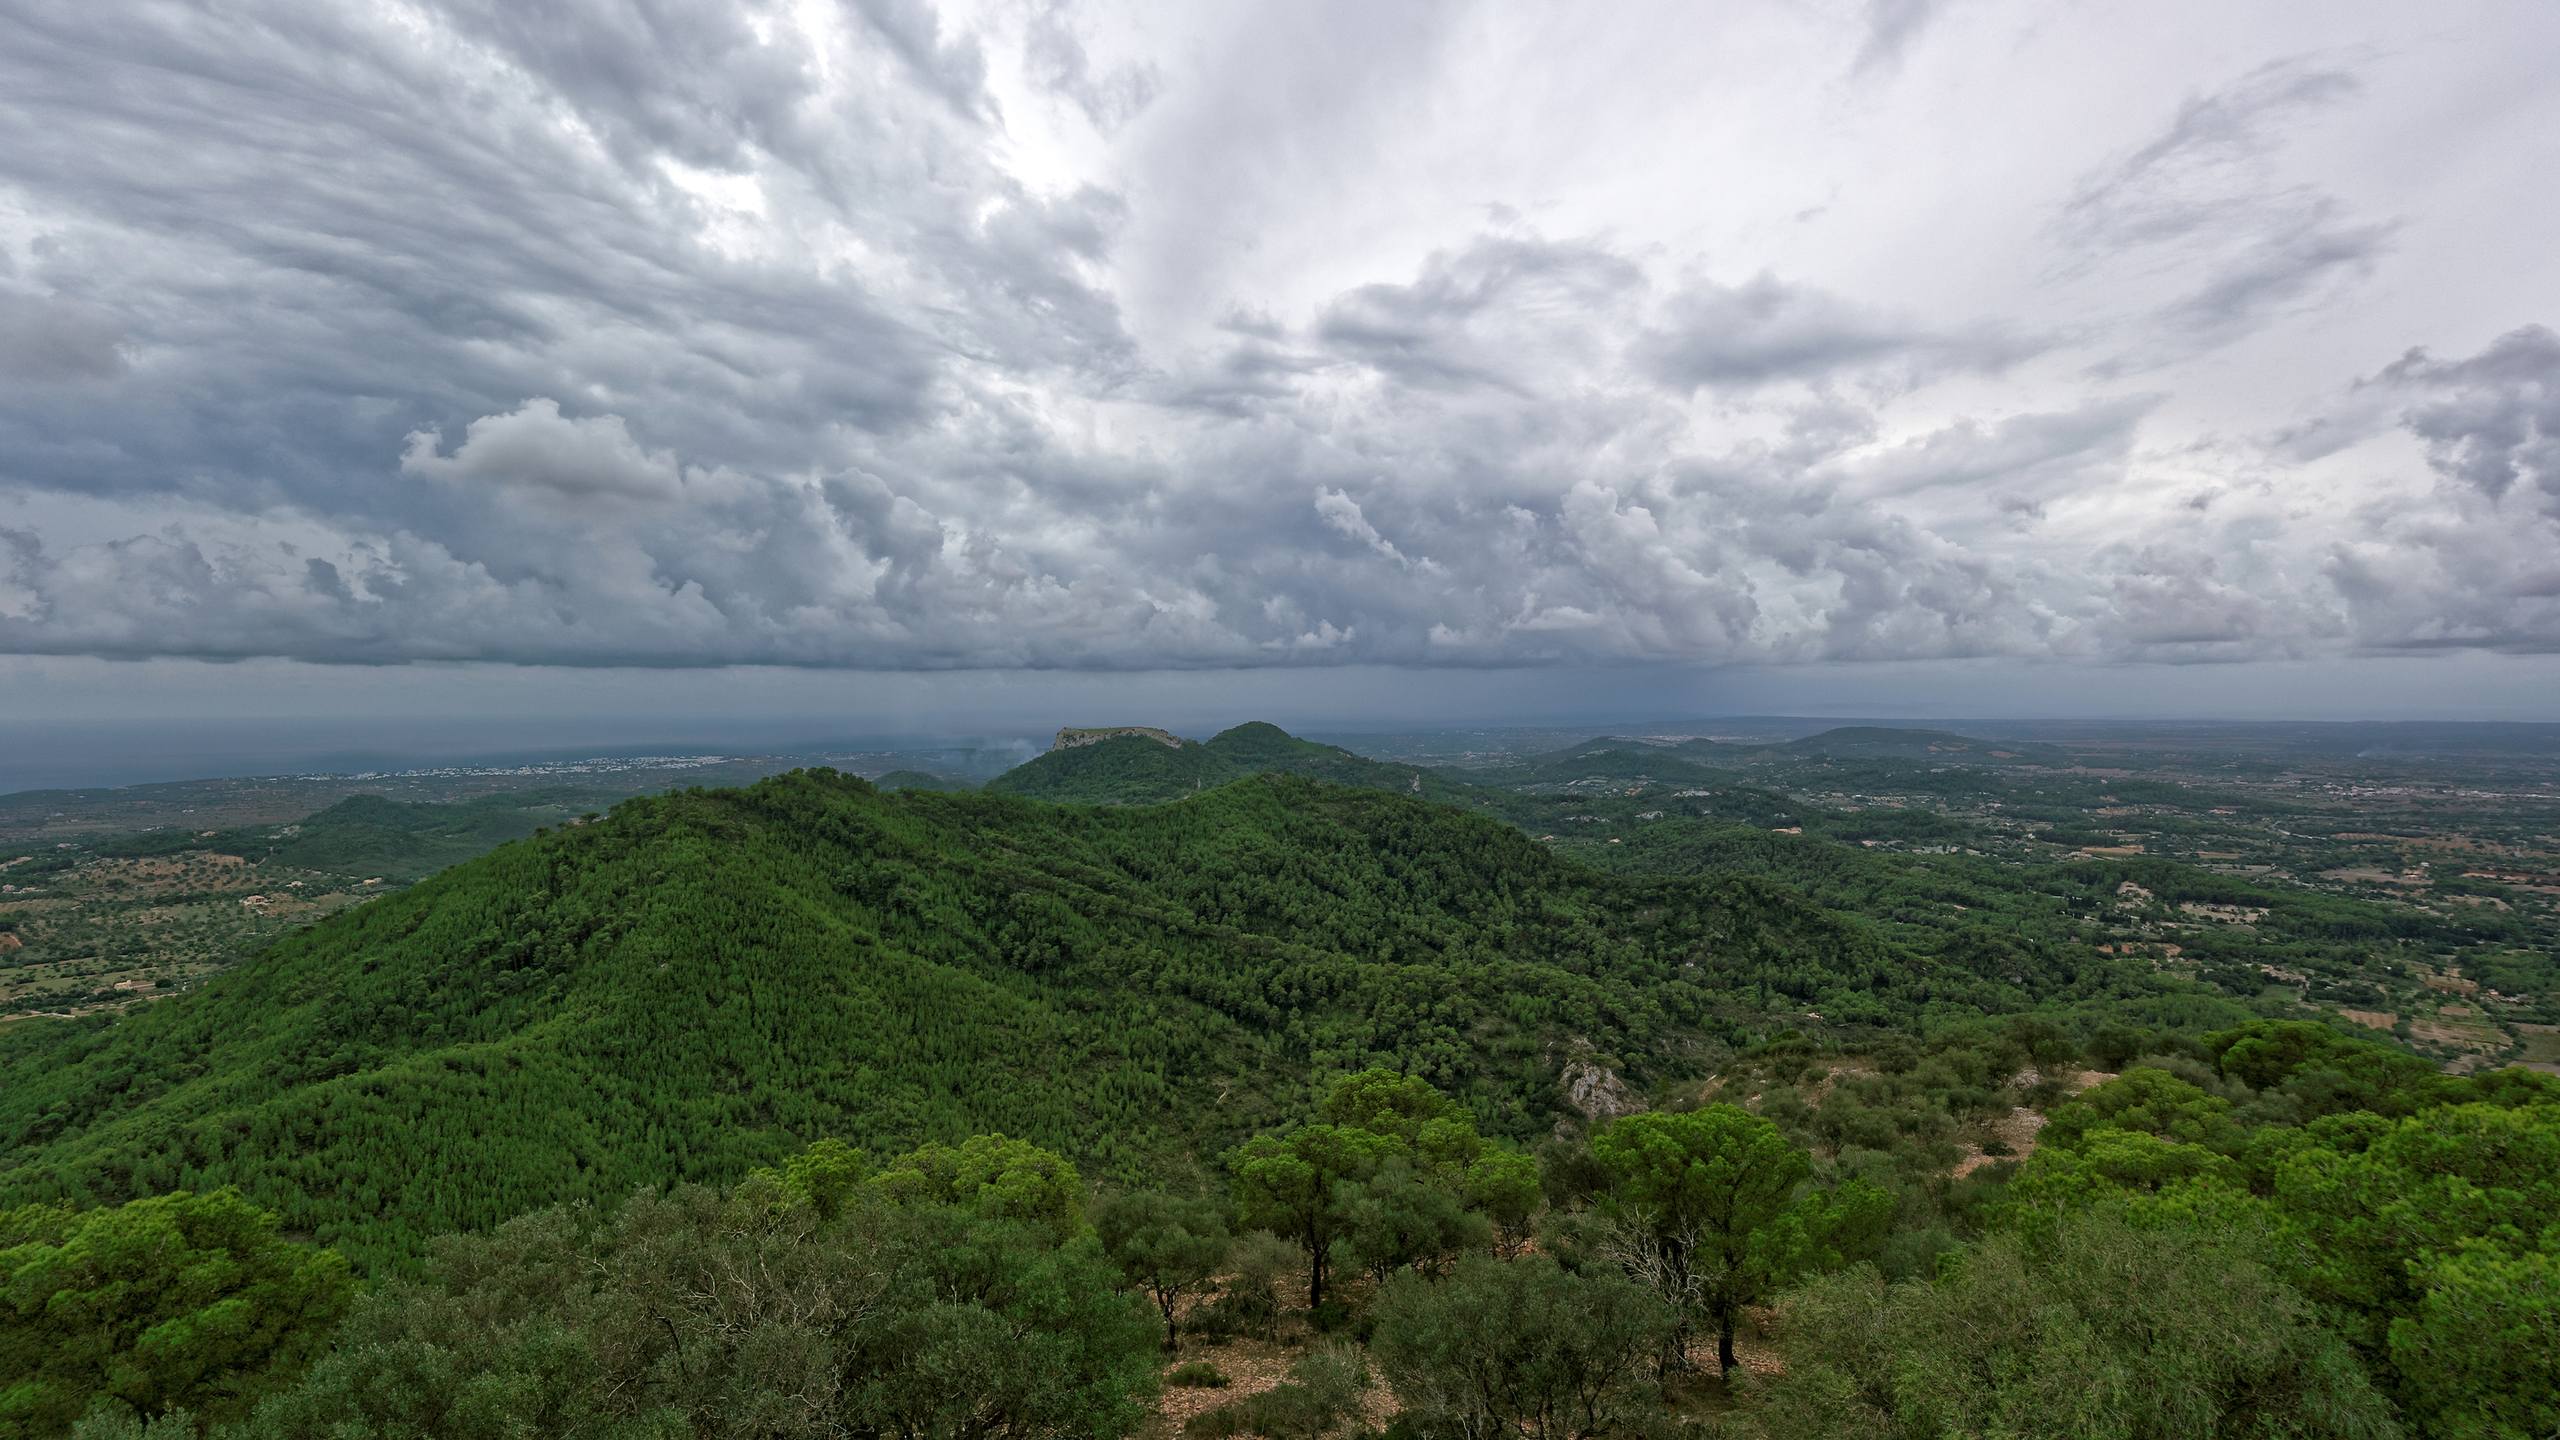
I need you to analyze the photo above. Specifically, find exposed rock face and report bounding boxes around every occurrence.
[1560,1052,1641,1123]
[1050,726,1186,752]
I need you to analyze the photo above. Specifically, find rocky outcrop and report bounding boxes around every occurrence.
[1050,726,1186,752]
[1559,1049,1641,1123]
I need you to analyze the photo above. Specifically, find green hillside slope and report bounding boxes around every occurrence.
[0,769,2009,1271]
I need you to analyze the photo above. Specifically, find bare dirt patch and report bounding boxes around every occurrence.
[1953,1107,2046,1179]
[1140,1333,1400,1440]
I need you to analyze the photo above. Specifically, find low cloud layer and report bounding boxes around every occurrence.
[3,1,2557,677]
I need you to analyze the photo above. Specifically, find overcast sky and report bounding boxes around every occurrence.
[3,0,2558,738]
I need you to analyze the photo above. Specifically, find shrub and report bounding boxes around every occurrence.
[1183,1345,1368,1440]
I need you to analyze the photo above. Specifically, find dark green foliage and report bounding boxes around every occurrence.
[1370,1255,1673,1440]
[1190,1231,1300,1344]
[1587,1106,1887,1376]
[1753,1211,2398,1440]
[1094,1191,1231,1352]
[985,724,1461,807]
[224,1177,1160,1440]
[1182,1345,1368,1440]
[91,793,572,884]
[871,770,969,792]
[1333,1162,1489,1284]
[0,769,1941,1271]
[2385,1240,2559,1440]
[0,1190,351,1438]
[1164,1361,1229,1389]
[1974,1026,2560,1436]
[1230,1070,1538,1311]
[2207,1020,2444,1118]
[2271,1100,2560,1394]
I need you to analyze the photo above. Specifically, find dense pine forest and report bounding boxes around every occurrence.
[0,764,2123,1271]
[3,747,2553,1438]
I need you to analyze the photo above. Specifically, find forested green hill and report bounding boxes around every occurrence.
[85,791,577,883]
[0,767,2105,1272]
[983,721,1468,804]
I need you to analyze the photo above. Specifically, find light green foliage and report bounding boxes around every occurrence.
[0,1190,350,1439]
[1319,1069,1467,1150]
[2041,1067,2243,1152]
[1589,1106,1883,1375]
[746,1138,869,1219]
[2008,1129,2239,1209]
[226,1177,1159,1440]
[1093,1190,1230,1352]
[871,1133,1086,1237]
[1754,1211,2399,1440]
[1370,1255,1673,1440]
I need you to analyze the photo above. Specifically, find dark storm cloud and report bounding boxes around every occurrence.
[0,290,127,382]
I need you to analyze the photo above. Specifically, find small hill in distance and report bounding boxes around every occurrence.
[985,721,1460,804]
[90,790,577,884]
[1477,739,1736,790]
[1779,726,2066,766]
